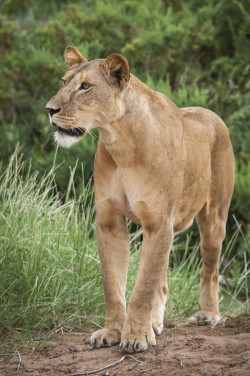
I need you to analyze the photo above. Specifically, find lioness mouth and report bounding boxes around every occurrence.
[56,126,86,137]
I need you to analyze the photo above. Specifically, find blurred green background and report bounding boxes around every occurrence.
[0,0,249,256]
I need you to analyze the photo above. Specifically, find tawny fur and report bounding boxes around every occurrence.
[46,46,235,353]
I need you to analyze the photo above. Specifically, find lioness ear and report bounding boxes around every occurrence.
[64,46,87,69]
[102,53,130,90]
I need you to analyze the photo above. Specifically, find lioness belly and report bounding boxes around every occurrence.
[173,166,211,233]
[173,201,204,234]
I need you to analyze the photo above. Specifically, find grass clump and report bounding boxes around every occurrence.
[0,154,104,336]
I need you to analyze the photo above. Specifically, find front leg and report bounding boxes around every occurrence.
[120,223,173,353]
[90,202,130,348]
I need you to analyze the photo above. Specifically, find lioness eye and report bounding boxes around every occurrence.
[79,82,91,90]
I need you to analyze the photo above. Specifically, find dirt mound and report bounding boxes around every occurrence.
[1,316,249,376]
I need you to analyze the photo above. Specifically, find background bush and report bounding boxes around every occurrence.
[0,0,249,256]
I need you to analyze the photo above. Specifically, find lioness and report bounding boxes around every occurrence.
[46,46,235,353]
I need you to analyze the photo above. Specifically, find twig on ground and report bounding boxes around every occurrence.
[69,354,143,376]
[140,368,153,373]
[16,351,24,371]
[0,357,7,363]
[127,354,143,363]
[69,355,127,376]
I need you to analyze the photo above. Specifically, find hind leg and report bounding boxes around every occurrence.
[188,194,234,326]
[188,130,234,326]
[189,205,226,325]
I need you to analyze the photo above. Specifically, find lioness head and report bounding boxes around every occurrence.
[46,46,130,148]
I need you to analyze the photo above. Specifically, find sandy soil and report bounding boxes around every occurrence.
[1,316,249,376]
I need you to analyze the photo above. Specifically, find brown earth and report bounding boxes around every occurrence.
[1,316,249,376]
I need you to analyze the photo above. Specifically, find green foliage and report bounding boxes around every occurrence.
[0,0,249,254]
[234,161,250,223]
[0,154,101,333]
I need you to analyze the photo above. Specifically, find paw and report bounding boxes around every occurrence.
[152,322,164,335]
[119,331,156,353]
[90,328,121,348]
[187,311,220,326]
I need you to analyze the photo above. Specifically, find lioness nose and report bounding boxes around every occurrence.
[46,107,61,117]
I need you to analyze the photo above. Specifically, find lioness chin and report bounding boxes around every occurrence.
[46,46,235,353]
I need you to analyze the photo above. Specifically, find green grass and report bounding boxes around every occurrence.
[0,153,249,354]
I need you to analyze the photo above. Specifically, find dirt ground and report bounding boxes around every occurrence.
[1,316,249,376]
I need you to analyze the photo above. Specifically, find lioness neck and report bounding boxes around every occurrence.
[98,74,183,168]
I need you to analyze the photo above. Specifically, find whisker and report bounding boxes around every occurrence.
[73,120,102,145]
[88,130,99,142]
